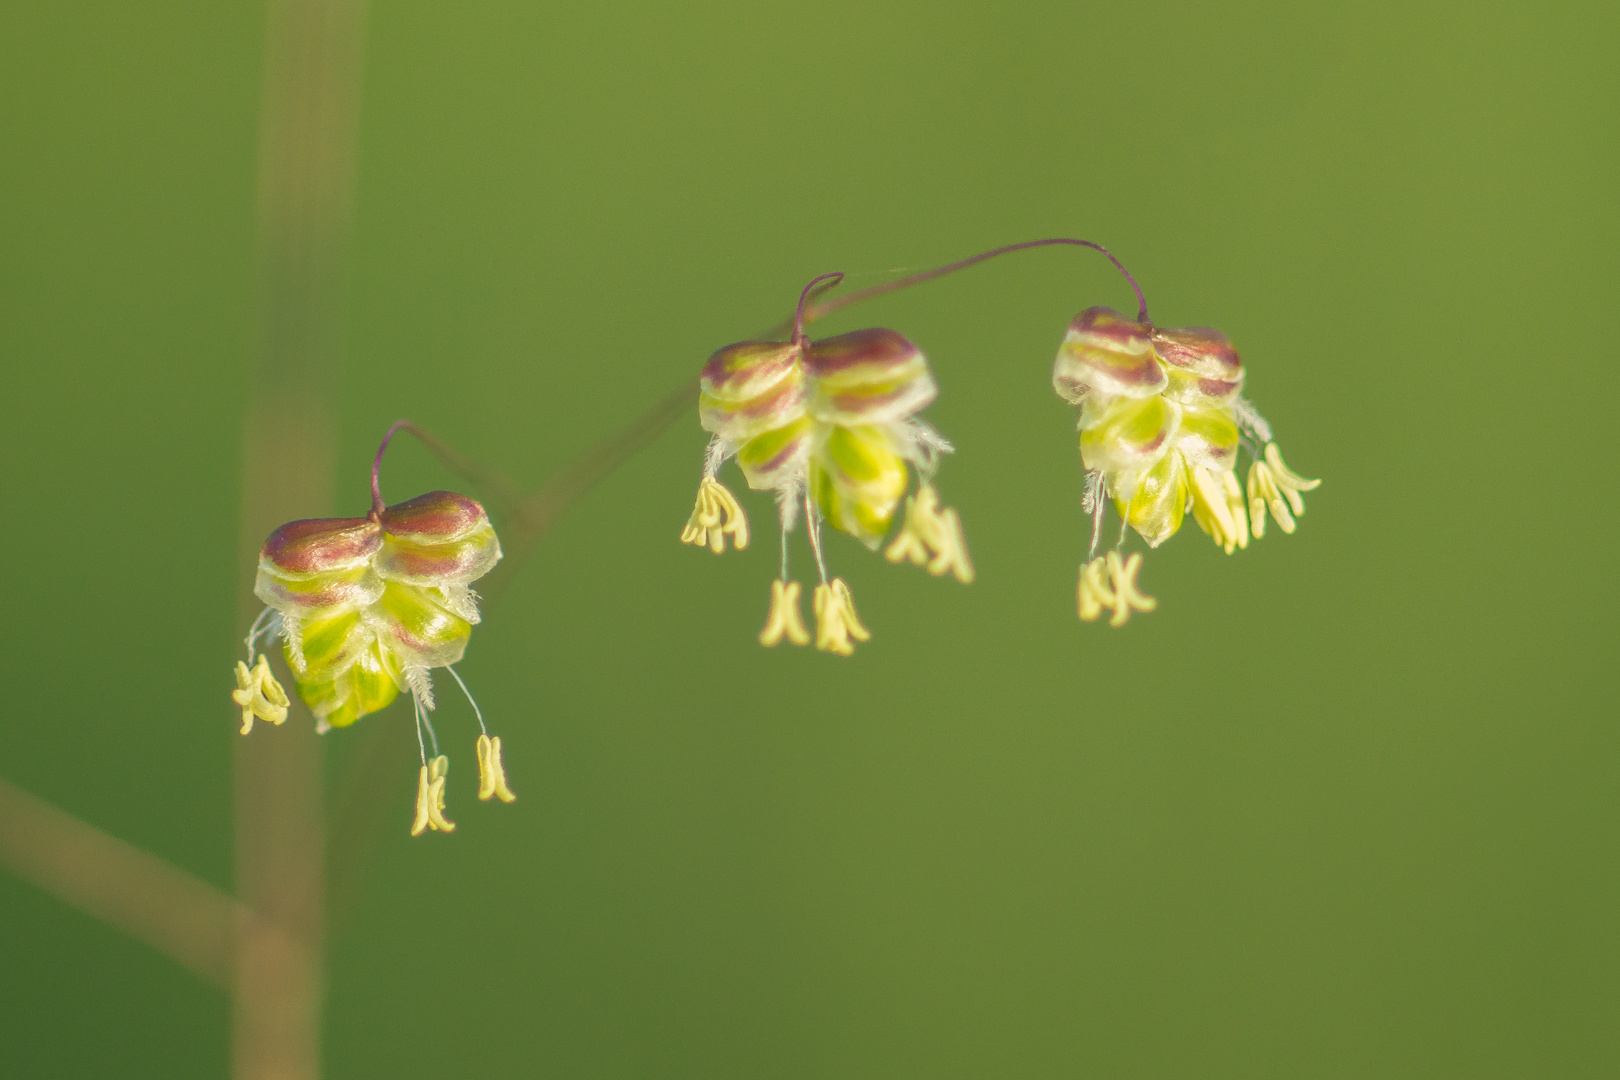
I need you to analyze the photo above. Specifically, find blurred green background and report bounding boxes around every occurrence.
[2,1,1616,1076]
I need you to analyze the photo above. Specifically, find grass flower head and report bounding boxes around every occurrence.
[681,274,973,655]
[235,422,519,834]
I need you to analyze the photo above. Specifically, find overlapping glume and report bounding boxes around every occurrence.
[1053,307,1245,549]
[254,491,502,727]
[699,328,937,547]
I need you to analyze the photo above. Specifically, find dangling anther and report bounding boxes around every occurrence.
[884,483,975,584]
[231,653,290,735]
[1103,550,1156,626]
[1077,556,1116,622]
[1187,464,1244,554]
[759,579,811,646]
[410,755,456,835]
[681,477,750,553]
[1247,443,1320,538]
[813,578,871,656]
[1077,552,1156,626]
[1222,471,1250,551]
[476,734,517,803]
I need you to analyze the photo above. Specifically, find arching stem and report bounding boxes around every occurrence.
[369,417,536,524]
[793,272,846,348]
[769,237,1149,339]
[369,419,413,516]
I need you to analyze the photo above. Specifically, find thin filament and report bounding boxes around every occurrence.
[413,695,428,766]
[370,419,420,516]
[779,526,790,582]
[444,664,488,737]
[412,690,441,758]
[804,491,829,584]
[243,607,273,659]
[423,710,441,758]
[1088,490,1106,561]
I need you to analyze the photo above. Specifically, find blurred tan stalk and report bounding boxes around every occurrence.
[0,0,708,1059]
[0,777,240,987]
[235,1,367,1077]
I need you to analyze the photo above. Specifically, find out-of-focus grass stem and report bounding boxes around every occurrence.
[234,2,367,1078]
[0,777,241,988]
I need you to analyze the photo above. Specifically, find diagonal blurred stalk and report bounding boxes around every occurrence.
[0,777,241,989]
[236,2,367,1077]
[477,379,699,604]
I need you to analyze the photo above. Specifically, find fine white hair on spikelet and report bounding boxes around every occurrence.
[1232,396,1273,444]
[280,615,306,673]
[775,477,802,532]
[899,418,955,476]
[702,436,728,480]
[406,665,436,712]
[437,583,482,624]
[1081,469,1105,515]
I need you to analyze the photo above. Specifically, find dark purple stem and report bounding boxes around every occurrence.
[793,272,845,347]
[800,238,1149,330]
[370,419,415,516]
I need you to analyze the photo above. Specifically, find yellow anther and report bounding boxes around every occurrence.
[231,653,290,735]
[1188,465,1247,554]
[1104,550,1156,626]
[1222,470,1250,551]
[1247,442,1320,538]
[476,733,517,803]
[410,766,430,835]
[928,507,974,583]
[759,579,811,647]
[883,483,974,583]
[410,754,456,836]
[680,477,750,553]
[884,515,930,567]
[1079,552,1156,626]
[812,577,871,656]
[1076,556,1116,622]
